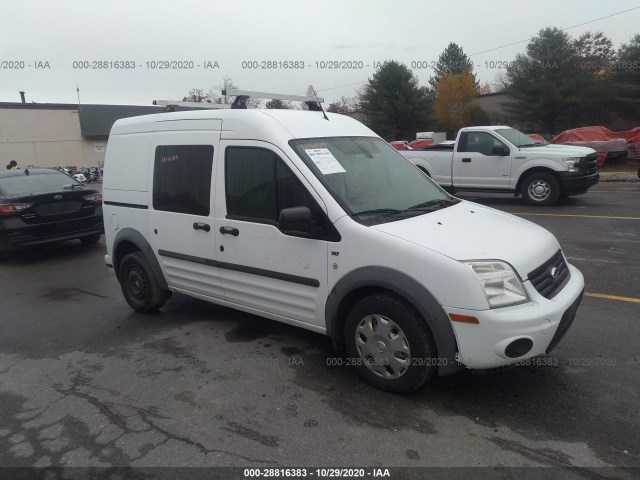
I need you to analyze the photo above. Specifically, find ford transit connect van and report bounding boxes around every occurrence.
[103,91,584,392]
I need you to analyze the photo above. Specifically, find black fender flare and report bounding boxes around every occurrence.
[113,228,169,291]
[325,266,462,376]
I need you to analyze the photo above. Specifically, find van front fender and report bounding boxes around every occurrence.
[325,266,463,376]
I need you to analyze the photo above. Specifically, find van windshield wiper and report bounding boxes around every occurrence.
[351,199,459,219]
[350,208,403,218]
[406,198,459,211]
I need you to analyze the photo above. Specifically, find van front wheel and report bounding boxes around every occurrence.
[344,293,437,393]
[119,251,168,313]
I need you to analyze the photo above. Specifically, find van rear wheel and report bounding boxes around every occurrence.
[119,251,168,313]
[344,293,437,393]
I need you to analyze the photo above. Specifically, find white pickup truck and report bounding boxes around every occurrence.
[401,126,600,205]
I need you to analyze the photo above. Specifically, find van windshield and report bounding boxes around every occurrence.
[289,137,457,225]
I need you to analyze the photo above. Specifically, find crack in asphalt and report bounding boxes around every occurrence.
[149,419,281,465]
[221,422,280,448]
[49,377,279,466]
[74,288,109,299]
[0,360,24,375]
[487,436,614,477]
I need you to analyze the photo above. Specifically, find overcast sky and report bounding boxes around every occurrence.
[1,0,638,106]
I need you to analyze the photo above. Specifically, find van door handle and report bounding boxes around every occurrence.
[219,226,240,236]
[462,158,472,163]
[193,222,211,232]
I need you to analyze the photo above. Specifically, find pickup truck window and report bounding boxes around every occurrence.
[457,132,507,156]
[290,137,453,225]
[495,128,540,147]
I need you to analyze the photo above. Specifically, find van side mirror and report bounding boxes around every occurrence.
[492,145,510,156]
[279,207,312,235]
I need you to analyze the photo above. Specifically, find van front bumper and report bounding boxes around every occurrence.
[444,264,585,369]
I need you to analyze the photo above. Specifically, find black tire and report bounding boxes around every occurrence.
[80,233,101,246]
[521,172,561,206]
[344,293,437,393]
[118,251,168,313]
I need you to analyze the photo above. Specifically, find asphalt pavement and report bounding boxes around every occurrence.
[0,182,638,474]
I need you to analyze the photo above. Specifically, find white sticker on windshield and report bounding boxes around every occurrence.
[304,147,346,175]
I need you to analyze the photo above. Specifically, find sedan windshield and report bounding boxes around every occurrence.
[289,137,456,225]
[495,128,541,148]
[0,171,81,196]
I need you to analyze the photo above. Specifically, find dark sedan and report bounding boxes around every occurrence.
[0,169,104,253]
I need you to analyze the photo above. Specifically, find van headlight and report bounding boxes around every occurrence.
[563,157,580,172]
[463,261,529,308]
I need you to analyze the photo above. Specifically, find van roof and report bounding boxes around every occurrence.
[109,109,375,142]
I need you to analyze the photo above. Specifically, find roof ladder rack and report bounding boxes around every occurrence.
[152,100,232,111]
[222,89,325,111]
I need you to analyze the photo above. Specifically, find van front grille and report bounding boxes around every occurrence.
[528,250,570,299]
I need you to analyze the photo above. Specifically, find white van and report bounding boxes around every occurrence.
[103,92,585,392]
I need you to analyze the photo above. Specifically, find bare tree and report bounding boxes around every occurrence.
[184,77,261,107]
[265,99,291,109]
[327,96,358,114]
[182,88,210,102]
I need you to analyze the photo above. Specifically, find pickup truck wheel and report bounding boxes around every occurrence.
[522,173,560,206]
[344,293,437,393]
[119,251,168,313]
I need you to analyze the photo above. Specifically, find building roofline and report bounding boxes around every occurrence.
[0,102,163,110]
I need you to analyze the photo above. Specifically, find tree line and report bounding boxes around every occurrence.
[359,28,639,139]
[182,28,639,139]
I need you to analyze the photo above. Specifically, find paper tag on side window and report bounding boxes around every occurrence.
[304,147,346,175]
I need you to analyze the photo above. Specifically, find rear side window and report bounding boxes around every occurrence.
[153,145,213,215]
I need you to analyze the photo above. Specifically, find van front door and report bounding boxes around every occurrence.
[214,141,334,329]
[148,127,223,300]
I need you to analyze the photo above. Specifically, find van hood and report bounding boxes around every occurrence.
[371,201,559,279]
[516,144,596,157]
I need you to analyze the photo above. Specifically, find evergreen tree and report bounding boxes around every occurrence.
[359,60,430,140]
[429,43,478,95]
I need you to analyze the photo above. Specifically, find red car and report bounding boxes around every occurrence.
[389,141,412,150]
